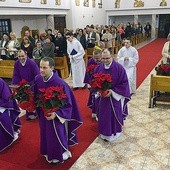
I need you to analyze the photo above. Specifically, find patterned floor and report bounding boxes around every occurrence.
[69,71,170,170]
[67,41,170,170]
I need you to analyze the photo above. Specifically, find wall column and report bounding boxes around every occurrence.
[134,15,138,24]
[47,15,54,30]
[151,14,157,39]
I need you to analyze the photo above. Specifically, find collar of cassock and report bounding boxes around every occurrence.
[104,62,112,69]
[43,71,54,82]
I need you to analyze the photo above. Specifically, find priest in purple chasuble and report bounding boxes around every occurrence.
[84,48,102,119]
[34,57,83,164]
[12,49,40,120]
[0,78,21,152]
[93,49,131,142]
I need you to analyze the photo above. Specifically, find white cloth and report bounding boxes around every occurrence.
[0,107,6,114]
[117,46,139,94]
[67,38,86,88]
[162,41,170,63]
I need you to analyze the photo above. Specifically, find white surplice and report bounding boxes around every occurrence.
[67,38,86,88]
[117,46,139,94]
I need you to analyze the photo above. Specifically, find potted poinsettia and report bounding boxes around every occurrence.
[86,64,98,77]
[155,63,170,76]
[36,86,67,117]
[90,73,112,97]
[10,79,36,112]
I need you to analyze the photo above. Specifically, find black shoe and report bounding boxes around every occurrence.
[50,162,60,166]
[82,85,87,89]
[103,139,109,142]
[73,87,79,91]
[26,116,37,121]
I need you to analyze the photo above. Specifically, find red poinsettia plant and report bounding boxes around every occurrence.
[155,63,170,76]
[90,73,112,97]
[36,86,67,117]
[86,64,98,76]
[10,79,36,112]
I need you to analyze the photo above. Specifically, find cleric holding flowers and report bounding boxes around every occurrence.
[12,49,40,120]
[93,48,131,142]
[34,57,83,164]
[84,47,102,119]
[0,78,21,152]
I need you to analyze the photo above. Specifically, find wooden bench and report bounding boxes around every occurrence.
[149,74,170,108]
[86,48,94,59]
[54,56,69,79]
[84,50,88,66]
[113,40,119,54]
[0,60,15,78]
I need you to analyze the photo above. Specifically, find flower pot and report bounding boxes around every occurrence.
[42,107,59,117]
[98,90,109,97]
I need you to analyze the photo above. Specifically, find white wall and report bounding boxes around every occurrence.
[0,0,70,9]
[67,0,105,31]
[0,15,47,38]
[105,0,170,9]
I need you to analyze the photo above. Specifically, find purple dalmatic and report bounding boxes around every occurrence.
[93,60,131,138]
[0,78,21,152]
[12,58,40,119]
[84,58,97,84]
[84,58,100,114]
[34,71,83,163]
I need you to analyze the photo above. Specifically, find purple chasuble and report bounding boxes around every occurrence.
[34,71,83,163]
[12,58,40,118]
[84,58,97,84]
[93,60,130,136]
[84,58,101,113]
[0,78,21,152]
[12,57,40,85]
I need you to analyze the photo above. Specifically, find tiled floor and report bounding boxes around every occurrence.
[68,40,170,170]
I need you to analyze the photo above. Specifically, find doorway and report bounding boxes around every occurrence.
[54,16,66,34]
[158,14,170,38]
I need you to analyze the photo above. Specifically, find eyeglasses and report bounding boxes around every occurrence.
[101,57,112,60]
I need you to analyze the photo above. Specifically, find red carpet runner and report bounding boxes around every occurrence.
[136,38,166,88]
[0,38,166,170]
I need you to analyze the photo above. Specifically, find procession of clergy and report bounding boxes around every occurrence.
[0,26,139,164]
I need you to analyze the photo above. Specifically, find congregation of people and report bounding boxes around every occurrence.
[0,21,151,61]
[0,21,153,165]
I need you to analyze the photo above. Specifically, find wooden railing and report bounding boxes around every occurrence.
[0,60,15,78]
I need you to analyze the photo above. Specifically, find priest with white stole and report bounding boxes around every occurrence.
[117,39,139,95]
[66,31,86,90]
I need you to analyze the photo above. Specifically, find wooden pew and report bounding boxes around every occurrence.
[86,48,94,59]
[113,40,119,54]
[54,56,69,79]
[0,60,15,78]
[84,50,88,66]
[149,74,170,108]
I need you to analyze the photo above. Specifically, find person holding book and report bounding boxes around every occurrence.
[66,32,86,90]
[0,78,21,152]
[34,57,82,164]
